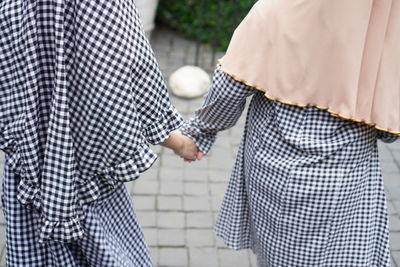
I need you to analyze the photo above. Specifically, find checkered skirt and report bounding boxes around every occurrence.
[182,67,393,267]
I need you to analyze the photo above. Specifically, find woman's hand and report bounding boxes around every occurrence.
[184,151,204,163]
[160,130,201,162]
[174,134,199,161]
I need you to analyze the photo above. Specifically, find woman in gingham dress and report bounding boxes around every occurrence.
[0,0,197,266]
[182,1,400,266]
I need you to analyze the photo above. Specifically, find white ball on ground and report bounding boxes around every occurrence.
[169,66,211,99]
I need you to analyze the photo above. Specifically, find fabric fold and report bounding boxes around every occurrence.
[17,179,41,210]
[77,145,158,204]
[39,215,85,243]
[15,144,158,242]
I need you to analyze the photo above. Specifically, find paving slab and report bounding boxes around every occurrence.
[158,212,185,229]
[159,248,188,267]
[189,247,219,267]
[158,229,186,247]
[186,229,215,247]
[158,196,183,211]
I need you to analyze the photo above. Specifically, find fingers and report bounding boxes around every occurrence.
[183,151,202,163]
[181,137,199,159]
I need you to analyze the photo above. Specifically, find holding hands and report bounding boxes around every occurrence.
[176,135,204,162]
[161,130,203,162]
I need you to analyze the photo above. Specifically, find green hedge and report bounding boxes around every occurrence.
[157,0,255,50]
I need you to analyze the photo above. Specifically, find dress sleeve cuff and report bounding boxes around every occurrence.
[17,179,85,243]
[143,106,183,145]
[180,119,217,155]
[38,215,85,243]
[16,145,158,243]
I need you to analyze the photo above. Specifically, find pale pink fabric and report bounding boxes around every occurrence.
[220,0,400,135]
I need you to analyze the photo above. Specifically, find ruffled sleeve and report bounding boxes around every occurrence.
[130,35,183,144]
[181,65,255,154]
[141,104,183,145]
[132,67,183,144]
[180,118,218,155]
[39,215,85,243]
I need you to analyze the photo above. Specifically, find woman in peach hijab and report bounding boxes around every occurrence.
[182,0,399,266]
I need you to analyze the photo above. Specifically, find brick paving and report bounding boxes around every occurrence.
[0,27,399,267]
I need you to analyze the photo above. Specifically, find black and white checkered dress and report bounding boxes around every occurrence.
[0,0,182,265]
[182,66,398,267]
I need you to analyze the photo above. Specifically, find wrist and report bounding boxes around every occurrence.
[174,134,185,155]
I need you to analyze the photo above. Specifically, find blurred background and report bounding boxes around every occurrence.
[0,1,399,266]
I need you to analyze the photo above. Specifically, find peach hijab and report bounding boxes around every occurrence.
[220,0,400,135]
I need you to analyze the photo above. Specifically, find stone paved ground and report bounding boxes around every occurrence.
[0,27,399,267]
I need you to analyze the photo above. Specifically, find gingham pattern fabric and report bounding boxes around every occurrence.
[182,66,395,267]
[0,0,182,243]
[2,155,153,267]
[378,131,399,143]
